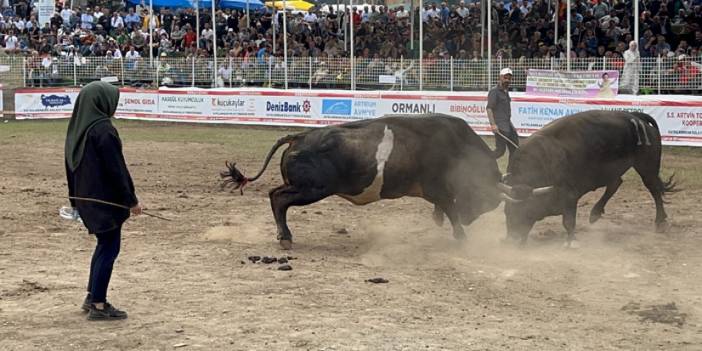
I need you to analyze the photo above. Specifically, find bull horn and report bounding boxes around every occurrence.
[532,186,555,195]
[500,193,523,203]
[497,182,513,195]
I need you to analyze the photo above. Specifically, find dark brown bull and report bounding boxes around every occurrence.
[221,114,503,249]
[499,111,677,248]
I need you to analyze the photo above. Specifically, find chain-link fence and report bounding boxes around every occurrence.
[2,55,701,94]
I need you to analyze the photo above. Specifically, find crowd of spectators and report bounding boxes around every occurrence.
[1,0,701,89]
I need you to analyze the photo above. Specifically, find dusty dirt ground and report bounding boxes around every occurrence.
[1,120,702,350]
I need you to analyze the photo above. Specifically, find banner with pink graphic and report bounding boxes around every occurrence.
[526,69,619,98]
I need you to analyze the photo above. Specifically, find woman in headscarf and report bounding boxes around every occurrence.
[65,81,141,321]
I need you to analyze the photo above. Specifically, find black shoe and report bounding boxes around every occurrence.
[87,303,128,321]
[81,293,92,313]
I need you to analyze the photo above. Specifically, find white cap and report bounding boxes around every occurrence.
[500,67,513,76]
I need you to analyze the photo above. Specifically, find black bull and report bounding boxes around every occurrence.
[499,110,677,247]
[221,114,505,249]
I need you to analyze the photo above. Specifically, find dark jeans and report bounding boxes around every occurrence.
[493,126,519,164]
[87,225,122,303]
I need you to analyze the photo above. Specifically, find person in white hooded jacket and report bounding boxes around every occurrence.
[622,41,640,95]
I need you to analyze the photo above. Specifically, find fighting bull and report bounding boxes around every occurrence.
[221,114,503,249]
[499,111,677,247]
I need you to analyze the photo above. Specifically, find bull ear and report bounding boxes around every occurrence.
[532,186,555,196]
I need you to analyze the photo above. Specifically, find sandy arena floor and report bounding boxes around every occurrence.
[1,120,701,350]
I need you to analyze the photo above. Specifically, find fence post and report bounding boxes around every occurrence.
[156,60,160,88]
[229,57,233,87]
[450,56,454,92]
[550,57,555,70]
[120,58,125,86]
[351,58,356,91]
[268,57,273,88]
[400,56,403,91]
[212,59,216,88]
[657,56,662,95]
[22,58,27,87]
[191,58,195,87]
[285,58,289,90]
[419,57,423,91]
[602,56,606,70]
[309,57,312,90]
[73,57,78,86]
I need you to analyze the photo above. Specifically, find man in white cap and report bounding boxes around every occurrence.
[487,67,519,165]
[622,41,640,95]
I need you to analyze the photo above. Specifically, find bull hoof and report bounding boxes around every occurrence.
[500,236,522,247]
[453,232,467,241]
[655,221,670,234]
[589,209,603,224]
[432,211,445,227]
[279,239,293,250]
[563,240,580,249]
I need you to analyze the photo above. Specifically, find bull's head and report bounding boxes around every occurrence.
[497,173,557,245]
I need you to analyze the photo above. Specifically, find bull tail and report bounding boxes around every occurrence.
[220,135,295,195]
[629,112,680,198]
[659,173,680,203]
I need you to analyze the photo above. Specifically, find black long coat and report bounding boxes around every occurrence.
[66,121,138,234]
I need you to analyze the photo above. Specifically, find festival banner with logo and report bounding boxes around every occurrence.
[14,88,80,119]
[526,69,620,98]
[117,88,159,117]
[12,88,702,147]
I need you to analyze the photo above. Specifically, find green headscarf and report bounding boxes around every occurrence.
[65,81,120,172]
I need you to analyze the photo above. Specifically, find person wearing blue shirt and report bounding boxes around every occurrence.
[256,44,268,65]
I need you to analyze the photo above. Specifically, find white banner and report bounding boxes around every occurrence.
[14,88,79,119]
[14,87,702,147]
[37,0,55,28]
[0,84,4,118]
[117,88,158,117]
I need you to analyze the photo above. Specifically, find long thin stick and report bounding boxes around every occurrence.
[68,196,172,221]
[495,129,520,150]
[460,111,520,150]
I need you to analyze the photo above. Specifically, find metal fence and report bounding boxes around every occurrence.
[2,55,701,94]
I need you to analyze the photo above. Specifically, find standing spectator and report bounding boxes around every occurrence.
[487,68,519,165]
[4,29,18,53]
[622,40,641,94]
[124,8,141,31]
[93,6,104,20]
[111,11,124,31]
[183,25,196,49]
[64,81,141,321]
[171,24,185,48]
[161,8,175,34]
[81,8,95,30]
[61,7,73,28]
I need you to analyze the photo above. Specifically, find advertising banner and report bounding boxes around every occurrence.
[526,69,620,98]
[117,88,158,117]
[14,88,80,119]
[13,87,702,147]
